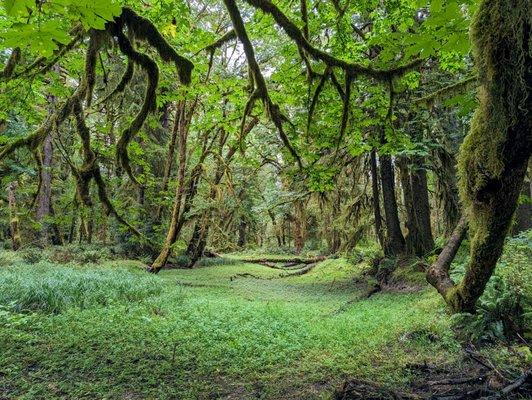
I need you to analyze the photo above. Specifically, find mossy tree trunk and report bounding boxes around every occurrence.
[36,133,62,246]
[427,0,531,312]
[398,157,434,256]
[380,154,406,256]
[293,200,306,254]
[7,181,21,250]
[370,149,385,249]
[149,101,190,272]
[432,136,461,237]
[513,160,531,234]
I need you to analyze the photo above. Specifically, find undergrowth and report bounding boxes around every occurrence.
[0,262,163,314]
[450,230,532,342]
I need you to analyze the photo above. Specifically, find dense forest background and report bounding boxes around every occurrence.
[0,0,530,398]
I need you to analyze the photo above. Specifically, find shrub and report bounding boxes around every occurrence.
[451,230,531,342]
[19,246,44,264]
[348,243,383,265]
[0,262,164,314]
[48,244,115,265]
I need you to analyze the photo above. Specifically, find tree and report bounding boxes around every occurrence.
[427,0,531,312]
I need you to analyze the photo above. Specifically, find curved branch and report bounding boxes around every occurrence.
[244,0,421,79]
[118,7,193,84]
[426,215,468,298]
[110,27,159,186]
[223,0,303,168]
[413,76,477,106]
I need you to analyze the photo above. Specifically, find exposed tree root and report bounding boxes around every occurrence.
[331,284,382,314]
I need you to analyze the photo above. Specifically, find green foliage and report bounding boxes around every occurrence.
[451,231,532,342]
[0,262,163,314]
[347,243,383,265]
[1,0,121,56]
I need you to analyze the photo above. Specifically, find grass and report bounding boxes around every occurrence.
[0,253,475,399]
[0,262,163,314]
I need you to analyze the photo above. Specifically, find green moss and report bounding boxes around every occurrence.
[450,0,531,312]
[457,0,530,216]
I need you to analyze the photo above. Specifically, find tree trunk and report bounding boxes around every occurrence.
[513,161,531,234]
[237,218,247,248]
[7,182,21,250]
[150,101,189,272]
[293,200,306,254]
[398,157,434,256]
[159,101,182,203]
[427,0,531,312]
[380,154,405,256]
[370,149,385,248]
[410,158,434,254]
[433,142,461,237]
[36,133,53,245]
[186,218,208,266]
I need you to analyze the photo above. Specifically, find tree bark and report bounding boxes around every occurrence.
[433,141,461,237]
[293,200,306,254]
[370,149,385,248]
[7,182,21,250]
[237,218,247,248]
[398,157,434,256]
[513,161,531,234]
[411,158,434,253]
[380,154,405,256]
[36,133,62,245]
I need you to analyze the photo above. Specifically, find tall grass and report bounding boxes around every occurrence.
[0,262,163,314]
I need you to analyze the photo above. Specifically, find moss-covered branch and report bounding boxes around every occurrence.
[413,76,478,106]
[223,0,303,168]
[117,7,193,85]
[244,0,421,80]
[0,48,20,79]
[202,29,237,54]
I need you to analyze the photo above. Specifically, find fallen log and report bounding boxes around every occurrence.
[238,255,326,265]
[278,261,321,277]
[229,272,264,281]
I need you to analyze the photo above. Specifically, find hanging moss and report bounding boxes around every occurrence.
[119,7,193,84]
[99,59,134,105]
[109,26,159,185]
[85,30,107,107]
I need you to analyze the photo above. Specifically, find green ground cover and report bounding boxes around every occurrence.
[0,252,522,399]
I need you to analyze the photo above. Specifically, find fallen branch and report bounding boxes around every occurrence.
[238,256,325,265]
[331,284,382,315]
[176,280,221,288]
[278,261,320,277]
[498,369,531,397]
[229,272,264,281]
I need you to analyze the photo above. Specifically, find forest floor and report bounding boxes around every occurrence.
[0,250,529,399]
